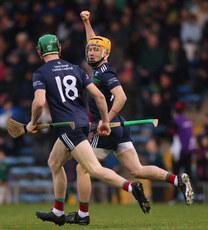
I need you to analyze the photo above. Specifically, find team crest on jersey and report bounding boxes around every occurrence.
[47,44,52,50]
[90,70,102,86]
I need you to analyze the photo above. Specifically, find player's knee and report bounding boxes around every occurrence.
[129,166,144,178]
[48,158,60,172]
[76,163,87,175]
[87,165,102,178]
[48,158,54,170]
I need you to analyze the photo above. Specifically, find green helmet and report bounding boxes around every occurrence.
[37,34,60,56]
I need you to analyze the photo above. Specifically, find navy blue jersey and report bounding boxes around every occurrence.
[88,62,132,149]
[88,63,120,122]
[33,59,91,128]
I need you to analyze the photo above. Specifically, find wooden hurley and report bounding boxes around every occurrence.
[7,118,75,138]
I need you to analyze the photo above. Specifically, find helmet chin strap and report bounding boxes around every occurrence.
[88,57,104,67]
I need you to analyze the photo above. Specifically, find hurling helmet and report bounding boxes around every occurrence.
[85,36,111,67]
[37,34,60,57]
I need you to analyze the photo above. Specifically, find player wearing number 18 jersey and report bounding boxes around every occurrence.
[33,59,91,126]
[27,34,147,226]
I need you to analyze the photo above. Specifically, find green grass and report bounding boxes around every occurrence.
[0,203,208,230]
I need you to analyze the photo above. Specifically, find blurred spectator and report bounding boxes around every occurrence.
[159,72,177,125]
[0,59,6,83]
[118,59,138,120]
[108,37,125,73]
[0,149,10,204]
[57,9,78,41]
[191,0,208,28]
[65,20,86,64]
[136,33,165,85]
[195,133,208,201]
[160,9,180,45]
[18,70,34,123]
[103,0,121,24]
[170,101,196,199]
[144,137,166,170]
[37,14,57,38]
[6,50,25,86]
[0,132,13,156]
[144,137,166,202]
[26,51,40,71]
[159,72,177,104]
[0,97,25,130]
[196,134,208,182]
[164,37,189,84]
[0,67,19,105]
[143,92,168,126]
[198,113,208,137]
[181,13,202,44]
[193,49,208,93]
[180,13,202,64]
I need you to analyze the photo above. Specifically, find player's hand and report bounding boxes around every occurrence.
[97,120,111,136]
[80,11,90,21]
[26,121,38,134]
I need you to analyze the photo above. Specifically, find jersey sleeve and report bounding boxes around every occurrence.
[101,71,120,90]
[80,68,92,88]
[32,71,46,91]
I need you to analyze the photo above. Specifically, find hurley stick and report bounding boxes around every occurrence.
[89,119,158,132]
[7,118,75,138]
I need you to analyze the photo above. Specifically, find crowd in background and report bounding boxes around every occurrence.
[1,0,208,203]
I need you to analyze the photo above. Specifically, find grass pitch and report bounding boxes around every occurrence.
[0,203,207,230]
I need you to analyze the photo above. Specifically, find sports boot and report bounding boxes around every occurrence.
[65,212,90,225]
[36,211,65,226]
[178,173,194,205]
[132,181,151,214]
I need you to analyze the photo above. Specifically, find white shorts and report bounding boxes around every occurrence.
[93,141,134,160]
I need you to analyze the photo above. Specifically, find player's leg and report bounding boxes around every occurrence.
[66,163,91,225]
[71,140,128,188]
[66,140,150,225]
[116,142,194,205]
[76,164,91,203]
[48,138,71,199]
[116,143,168,180]
[36,138,71,226]
[68,147,115,225]
[67,147,117,225]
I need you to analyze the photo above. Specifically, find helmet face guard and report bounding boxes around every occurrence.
[85,36,111,67]
[37,34,60,57]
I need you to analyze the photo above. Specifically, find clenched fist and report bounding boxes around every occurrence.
[80,11,90,21]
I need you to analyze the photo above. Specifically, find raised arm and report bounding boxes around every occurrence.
[80,11,96,42]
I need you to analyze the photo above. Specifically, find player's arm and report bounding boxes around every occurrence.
[85,83,108,123]
[27,89,46,133]
[80,11,96,42]
[108,86,127,122]
[85,83,110,135]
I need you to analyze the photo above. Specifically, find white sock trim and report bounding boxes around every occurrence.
[128,184,133,193]
[52,207,64,217]
[78,210,89,218]
[174,176,178,186]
